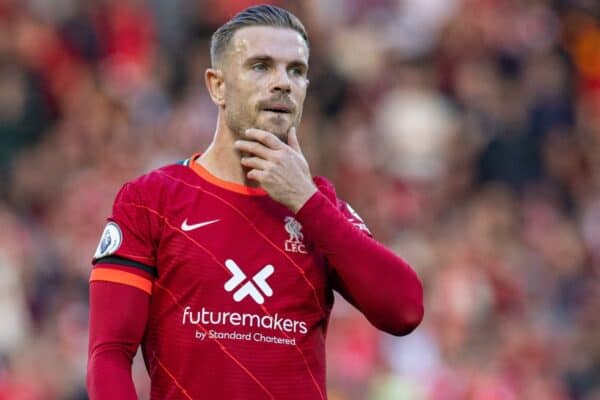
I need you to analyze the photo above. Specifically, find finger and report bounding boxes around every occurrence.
[234,140,274,160]
[287,127,301,153]
[245,129,285,150]
[240,156,270,171]
[246,169,266,182]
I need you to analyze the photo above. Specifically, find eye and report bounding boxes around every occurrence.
[289,66,306,77]
[251,63,267,72]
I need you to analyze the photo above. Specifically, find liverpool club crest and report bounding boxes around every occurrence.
[284,216,307,254]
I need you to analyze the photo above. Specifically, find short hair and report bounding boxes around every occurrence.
[210,5,309,67]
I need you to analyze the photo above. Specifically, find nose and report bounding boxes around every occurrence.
[271,65,291,94]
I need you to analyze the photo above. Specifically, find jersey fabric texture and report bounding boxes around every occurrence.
[87,154,423,400]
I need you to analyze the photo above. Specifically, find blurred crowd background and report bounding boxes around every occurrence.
[0,0,599,399]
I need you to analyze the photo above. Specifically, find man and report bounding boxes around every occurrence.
[87,5,423,399]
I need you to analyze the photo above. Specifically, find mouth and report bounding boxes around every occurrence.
[260,102,293,114]
[262,108,292,115]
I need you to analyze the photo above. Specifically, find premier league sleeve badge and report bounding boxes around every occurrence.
[93,222,123,259]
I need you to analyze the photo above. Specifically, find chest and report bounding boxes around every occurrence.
[153,190,331,316]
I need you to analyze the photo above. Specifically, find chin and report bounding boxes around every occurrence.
[257,119,290,141]
[275,131,288,142]
[262,127,288,142]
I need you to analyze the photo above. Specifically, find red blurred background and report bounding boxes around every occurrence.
[0,0,598,399]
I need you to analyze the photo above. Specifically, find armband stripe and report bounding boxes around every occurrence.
[94,255,157,277]
[90,268,153,295]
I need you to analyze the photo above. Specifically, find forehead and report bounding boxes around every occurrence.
[229,26,309,64]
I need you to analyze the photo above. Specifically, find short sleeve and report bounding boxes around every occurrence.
[90,182,158,295]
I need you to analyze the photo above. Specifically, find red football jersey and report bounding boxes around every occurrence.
[89,154,373,399]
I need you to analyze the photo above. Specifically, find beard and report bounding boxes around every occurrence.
[224,95,301,143]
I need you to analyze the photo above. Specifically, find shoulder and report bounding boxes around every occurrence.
[116,161,191,204]
[312,175,372,236]
[129,162,188,189]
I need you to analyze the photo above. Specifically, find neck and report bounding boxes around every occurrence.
[196,114,259,187]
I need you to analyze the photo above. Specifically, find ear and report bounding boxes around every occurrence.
[205,68,226,107]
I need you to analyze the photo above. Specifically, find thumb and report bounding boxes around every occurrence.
[287,126,301,153]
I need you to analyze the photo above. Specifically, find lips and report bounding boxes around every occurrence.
[259,100,294,114]
[262,106,292,114]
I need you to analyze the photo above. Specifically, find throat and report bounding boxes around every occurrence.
[195,146,260,189]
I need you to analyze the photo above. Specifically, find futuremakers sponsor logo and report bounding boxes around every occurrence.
[182,306,308,335]
[182,258,308,345]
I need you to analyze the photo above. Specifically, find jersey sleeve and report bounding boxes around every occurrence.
[313,176,372,236]
[87,280,150,399]
[88,181,157,398]
[90,182,158,295]
[298,177,424,336]
[336,199,372,237]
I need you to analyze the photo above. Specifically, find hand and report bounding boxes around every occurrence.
[234,127,317,213]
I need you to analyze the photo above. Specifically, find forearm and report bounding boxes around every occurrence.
[87,281,150,399]
[87,346,138,399]
[296,191,424,336]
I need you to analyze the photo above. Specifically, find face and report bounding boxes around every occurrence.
[220,26,309,141]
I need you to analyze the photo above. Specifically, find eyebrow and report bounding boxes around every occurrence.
[246,55,273,64]
[246,55,308,69]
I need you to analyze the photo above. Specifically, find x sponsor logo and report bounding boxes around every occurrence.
[224,259,274,305]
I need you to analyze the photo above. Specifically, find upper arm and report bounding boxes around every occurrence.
[87,182,157,398]
[88,181,159,353]
[335,199,372,238]
[304,177,423,335]
[91,182,159,295]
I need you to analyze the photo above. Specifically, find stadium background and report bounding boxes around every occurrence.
[0,0,599,399]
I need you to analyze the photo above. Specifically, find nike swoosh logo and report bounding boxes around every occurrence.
[181,219,220,231]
